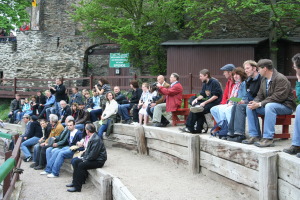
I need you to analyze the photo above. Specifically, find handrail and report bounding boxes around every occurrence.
[0,132,12,140]
[0,158,15,183]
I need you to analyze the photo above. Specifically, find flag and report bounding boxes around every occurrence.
[32,0,37,7]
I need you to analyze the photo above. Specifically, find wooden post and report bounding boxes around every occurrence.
[13,77,17,96]
[189,73,193,94]
[135,125,147,155]
[188,135,200,174]
[90,75,93,90]
[100,175,112,200]
[258,152,278,200]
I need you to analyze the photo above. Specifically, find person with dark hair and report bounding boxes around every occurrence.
[118,80,143,124]
[210,67,247,133]
[74,103,90,131]
[70,87,83,105]
[38,90,56,120]
[243,59,296,147]
[8,94,21,123]
[114,86,127,104]
[97,92,118,137]
[283,53,300,156]
[83,91,94,109]
[227,60,261,142]
[49,78,67,117]
[21,115,43,162]
[95,78,111,96]
[67,123,107,192]
[180,69,222,133]
[41,120,82,178]
[36,91,47,116]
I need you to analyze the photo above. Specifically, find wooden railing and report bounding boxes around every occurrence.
[0,74,297,99]
[0,133,22,200]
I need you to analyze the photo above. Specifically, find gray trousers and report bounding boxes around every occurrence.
[228,104,247,136]
[153,103,166,123]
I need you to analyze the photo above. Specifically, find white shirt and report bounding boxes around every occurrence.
[69,129,78,143]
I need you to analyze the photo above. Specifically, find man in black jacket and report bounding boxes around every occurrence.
[114,86,127,104]
[50,78,67,117]
[67,123,107,192]
[8,94,21,123]
[59,100,71,124]
[36,91,47,116]
[118,80,142,124]
[20,115,43,162]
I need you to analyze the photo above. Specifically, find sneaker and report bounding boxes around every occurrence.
[179,127,191,133]
[40,171,49,175]
[34,165,45,170]
[30,163,37,168]
[283,145,300,155]
[254,139,274,147]
[154,122,167,127]
[47,173,58,178]
[242,137,260,145]
[125,119,132,124]
[227,135,246,143]
[190,105,204,113]
[23,156,32,162]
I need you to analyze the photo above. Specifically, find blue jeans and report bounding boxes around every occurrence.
[247,103,293,139]
[46,107,54,121]
[8,110,19,121]
[55,102,61,118]
[75,124,85,131]
[292,105,300,146]
[90,109,102,122]
[21,137,40,158]
[228,104,251,136]
[45,146,74,176]
[98,123,108,138]
[118,104,131,121]
[33,143,41,163]
[211,104,231,124]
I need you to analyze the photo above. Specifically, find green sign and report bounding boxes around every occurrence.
[109,53,130,68]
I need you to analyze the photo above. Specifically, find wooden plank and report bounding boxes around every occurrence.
[278,152,300,189]
[258,152,278,200]
[113,124,137,137]
[144,126,189,147]
[112,178,137,200]
[188,135,199,174]
[147,138,188,161]
[148,149,188,168]
[88,169,113,200]
[104,133,137,146]
[199,135,277,170]
[200,151,259,190]
[278,179,300,200]
[134,125,147,155]
[201,167,259,200]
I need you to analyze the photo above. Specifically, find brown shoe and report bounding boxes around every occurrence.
[254,138,274,147]
[242,137,260,145]
[283,145,300,155]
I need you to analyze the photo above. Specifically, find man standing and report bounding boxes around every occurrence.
[283,53,300,155]
[180,69,222,133]
[155,73,183,124]
[210,64,235,122]
[41,120,82,178]
[67,124,107,192]
[49,78,67,117]
[151,75,170,127]
[243,59,296,147]
[227,60,261,142]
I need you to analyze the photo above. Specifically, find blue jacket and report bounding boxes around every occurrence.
[45,95,56,107]
[238,81,247,101]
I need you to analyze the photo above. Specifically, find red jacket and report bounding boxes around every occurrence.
[221,78,234,104]
[158,82,183,112]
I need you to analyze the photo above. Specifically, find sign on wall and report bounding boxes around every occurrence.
[109,53,130,68]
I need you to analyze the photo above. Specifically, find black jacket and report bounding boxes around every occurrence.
[75,109,90,124]
[245,74,261,102]
[115,92,127,104]
[60,105,71,123]
[200,78,223,105]
[42,123,52,140]
[26,120,43,139]
[10,99,22,112]
[130,88,143,104]
[36,94,47,105]
[50,84,67,102]
[83,133,107,162]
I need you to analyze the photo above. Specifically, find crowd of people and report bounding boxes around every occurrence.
[7,53,300,193]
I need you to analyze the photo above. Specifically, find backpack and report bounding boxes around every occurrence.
[210,120,228,139]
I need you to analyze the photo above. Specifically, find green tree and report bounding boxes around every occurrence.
[0,0,31,31]
[185,0,300,68]
[71,0,186,75]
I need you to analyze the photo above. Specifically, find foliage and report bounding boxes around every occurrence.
[71,0,186,75]
[0,0,31,31]
[0,99,11,121]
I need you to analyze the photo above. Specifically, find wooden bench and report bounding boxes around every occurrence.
[171,94,196,126]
